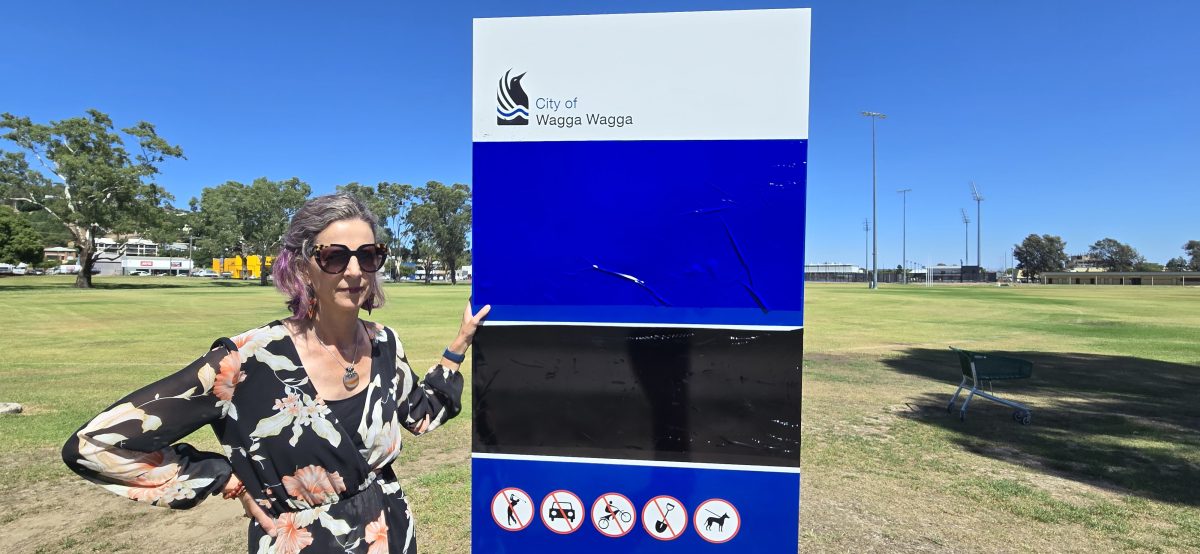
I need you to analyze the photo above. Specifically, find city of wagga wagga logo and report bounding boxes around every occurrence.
[497,69,633,128]
[496,69,529,125]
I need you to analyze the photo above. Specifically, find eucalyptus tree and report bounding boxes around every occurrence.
[0,110,183,287]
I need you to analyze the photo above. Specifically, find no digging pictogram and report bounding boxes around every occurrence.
[591,492,635,538]
[491,487,533,532]
[694,498,741,544]
[540,489,584,534]
[641,495,687,541]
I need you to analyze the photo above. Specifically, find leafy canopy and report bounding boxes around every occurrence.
[1013,234,1068,279]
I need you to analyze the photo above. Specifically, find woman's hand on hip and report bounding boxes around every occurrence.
[238,491,277,537]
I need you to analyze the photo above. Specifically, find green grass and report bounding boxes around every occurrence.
[1,277,1198,552]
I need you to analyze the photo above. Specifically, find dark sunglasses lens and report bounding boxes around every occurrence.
[360,245,387,272]
[319,248,351,273]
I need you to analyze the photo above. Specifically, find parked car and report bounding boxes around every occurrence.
[130,270,151,276]
[193,269,218,278]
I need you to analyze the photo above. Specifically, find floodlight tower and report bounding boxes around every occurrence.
[961,208,970,272]
[971,181,984,272]
[863,218,870,281]
[897,188,911,284]
[862,111,887,289]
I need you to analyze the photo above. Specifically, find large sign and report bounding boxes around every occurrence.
[472,9,809,552]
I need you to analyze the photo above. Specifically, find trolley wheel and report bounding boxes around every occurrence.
[1020,413,1032,426]
[1012,410,1022,422]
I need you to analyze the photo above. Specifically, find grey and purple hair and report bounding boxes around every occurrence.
[273,192,387,321]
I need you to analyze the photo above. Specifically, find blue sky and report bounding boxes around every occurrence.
[2,1,1196,268]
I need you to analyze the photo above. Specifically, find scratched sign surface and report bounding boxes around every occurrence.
[472,9,809,552]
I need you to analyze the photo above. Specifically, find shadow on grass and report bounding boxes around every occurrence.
[208,280,270,287]
[885,348,1200,506]
[0,278,270,291]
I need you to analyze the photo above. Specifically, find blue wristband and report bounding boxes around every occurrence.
[443,348,466,364]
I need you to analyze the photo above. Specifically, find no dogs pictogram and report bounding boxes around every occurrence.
[491,487,533,531]
[540,489,584,534]
[641,495,687,541]
[591,492,635,538]
[694,498,741,544]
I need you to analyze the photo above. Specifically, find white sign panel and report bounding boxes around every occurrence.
[473,9,811,142]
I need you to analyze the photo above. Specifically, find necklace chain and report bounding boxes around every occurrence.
[312,323,362,388]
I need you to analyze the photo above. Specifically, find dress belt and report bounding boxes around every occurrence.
[267,469,383,520]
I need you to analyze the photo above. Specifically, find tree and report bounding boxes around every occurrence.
[1166,257,1189,272]
[1088,238,1143,272]
[0,110,183,287]
[16,207,73,246]
[1134,261,1163,272]
[1013,234,1068,280]
[0,208,44,265]
[190,177,310,285]
[406,181,471,285]
[336,181,413,279]
[1184,240,1200,271]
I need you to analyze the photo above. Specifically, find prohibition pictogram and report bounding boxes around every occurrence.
[641,495,687,541]
[490,487,533,532]
[540,489,584,534]
[590,492,635,538]
[694,498,741,544]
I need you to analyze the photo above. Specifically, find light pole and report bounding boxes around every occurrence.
[182,224,194,276]
[862,111,887,289]
[961,209,970,280]
[970,181,984,279]
[897,188,911,284]
[862,218,870,282]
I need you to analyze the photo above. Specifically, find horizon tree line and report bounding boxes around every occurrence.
[1,110,471,288]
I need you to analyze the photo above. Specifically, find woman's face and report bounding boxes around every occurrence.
[305,218,376,316]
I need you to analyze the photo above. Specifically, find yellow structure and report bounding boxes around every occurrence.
[212,255,275,279]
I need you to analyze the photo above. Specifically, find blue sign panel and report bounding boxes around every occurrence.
[472,457,799,552]
[473,139,807,327]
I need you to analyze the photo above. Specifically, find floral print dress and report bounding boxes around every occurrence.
[62,320,463,554]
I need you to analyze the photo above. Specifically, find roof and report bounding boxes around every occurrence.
[1043,271,1198,277]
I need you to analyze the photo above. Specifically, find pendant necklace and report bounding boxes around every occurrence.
[313,323,362,389]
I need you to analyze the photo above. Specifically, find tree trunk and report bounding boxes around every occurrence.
[74,241,95,289]
[259,247,271,286]
[447,258,457,285]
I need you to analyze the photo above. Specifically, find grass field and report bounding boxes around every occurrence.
[0,277,1197,552]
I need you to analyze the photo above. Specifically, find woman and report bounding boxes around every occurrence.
[62,193,488,553]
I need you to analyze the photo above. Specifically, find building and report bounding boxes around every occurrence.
[78,238,194,276]
[213,255,275,279]
[914,264,996,283]
[1043,271,1197,286]
[804,263,865,282]
[43,246,76,264]
[1066,253,1103,272]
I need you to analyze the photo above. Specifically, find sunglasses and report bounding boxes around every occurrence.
[311,243,388,274]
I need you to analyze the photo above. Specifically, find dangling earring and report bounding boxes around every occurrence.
[305,284,318,319]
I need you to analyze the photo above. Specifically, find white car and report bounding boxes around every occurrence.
[130,270,151,276]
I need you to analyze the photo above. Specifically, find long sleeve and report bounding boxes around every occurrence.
[397,354,464,436]
[61,345,239,509]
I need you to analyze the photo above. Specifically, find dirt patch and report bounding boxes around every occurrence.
[0,476,245,553]
[1,443,467,554]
